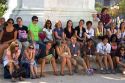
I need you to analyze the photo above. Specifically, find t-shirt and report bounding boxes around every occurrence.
[86,28,94,38]
[53,28,64,39]
[64,28,75,39]
[28,23,41,41]
[37,44,54,59]
[96,42,111,54]
[14,24,28,42]
[75,26,86,38]
[100,14,111,25]
[43,28,53,42]
[69,43,80,56]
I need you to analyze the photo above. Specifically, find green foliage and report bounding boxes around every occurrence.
[0,0,7,17]
[119,0,125,15]
[95,2,103,12]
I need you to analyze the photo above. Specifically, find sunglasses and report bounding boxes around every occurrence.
[33,19,38,22]
[8,21,13,24]
[29,46,34,49]
[120,49,124,51]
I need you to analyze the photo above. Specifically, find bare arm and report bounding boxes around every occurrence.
[54,32,62,40]
[116,56,125,67]
[0,30,3,43]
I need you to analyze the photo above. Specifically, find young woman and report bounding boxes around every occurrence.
[95,21,104,37]
[56,40,72,76]
[53,20,65,43]
[64,20,75,41]
[23,44,39,79]
[43,20,54,43]
[82,39,96,74]
[0,18,17,61]
[108,23,117,37]
[117,22,125,44]
[116,46,125,75]
[3,41,24,82]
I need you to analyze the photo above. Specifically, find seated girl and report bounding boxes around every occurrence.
[22,44,39,79]
[3,41,24,82]
[56,40,73,76]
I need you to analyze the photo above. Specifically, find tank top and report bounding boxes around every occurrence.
[1,27,16,43]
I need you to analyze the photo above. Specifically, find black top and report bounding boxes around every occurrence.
[75,26,86,38]
[37,44,54,59]
[64,28,75,39]
[14,24,28,42]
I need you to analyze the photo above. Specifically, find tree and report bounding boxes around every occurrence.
[0,0,7,17]
[95,2,103,12]
[119,0,125,15]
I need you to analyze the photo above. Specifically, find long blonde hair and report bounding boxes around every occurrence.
[8,41,18,54]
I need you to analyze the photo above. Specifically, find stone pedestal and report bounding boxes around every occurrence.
[4,0,96,27]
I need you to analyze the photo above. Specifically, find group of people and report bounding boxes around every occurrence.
[0,7,125,82]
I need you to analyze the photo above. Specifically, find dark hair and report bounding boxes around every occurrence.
[65,20,73,30]
[46,41,52,45]
[98,21,103,25]
[119,22,125,30]
[86,21,92,26]
[16,17,22,22]
[86,38,93,42]
[110,34,118,42]
[101,8,108,13]
[102,35,109,41]
[44,20,52,29]
[79,19,85,24]
[7,18,14,24]
[32,16,38,21]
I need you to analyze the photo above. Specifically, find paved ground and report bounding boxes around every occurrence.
[0,73,125,83]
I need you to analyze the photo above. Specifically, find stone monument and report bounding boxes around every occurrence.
[3,0,96,27]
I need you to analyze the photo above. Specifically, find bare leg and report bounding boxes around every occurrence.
[30,65,35,78]
[60,57,66,75]
[104,56,108,69]
[40,59,46,77]
[66,57,72,74]
[51,57,58,75]
[107,55,114,70]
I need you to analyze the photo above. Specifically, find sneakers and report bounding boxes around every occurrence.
[86,69,93,75]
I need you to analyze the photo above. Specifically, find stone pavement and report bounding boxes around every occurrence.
[0,64,125,83]
[0,73,125,83]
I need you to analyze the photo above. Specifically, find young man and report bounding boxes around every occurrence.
[69,36,92,75]
[14,17,29,52]
[96,35,115,74]
[85,21,94,39]
[37,41,58,77]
